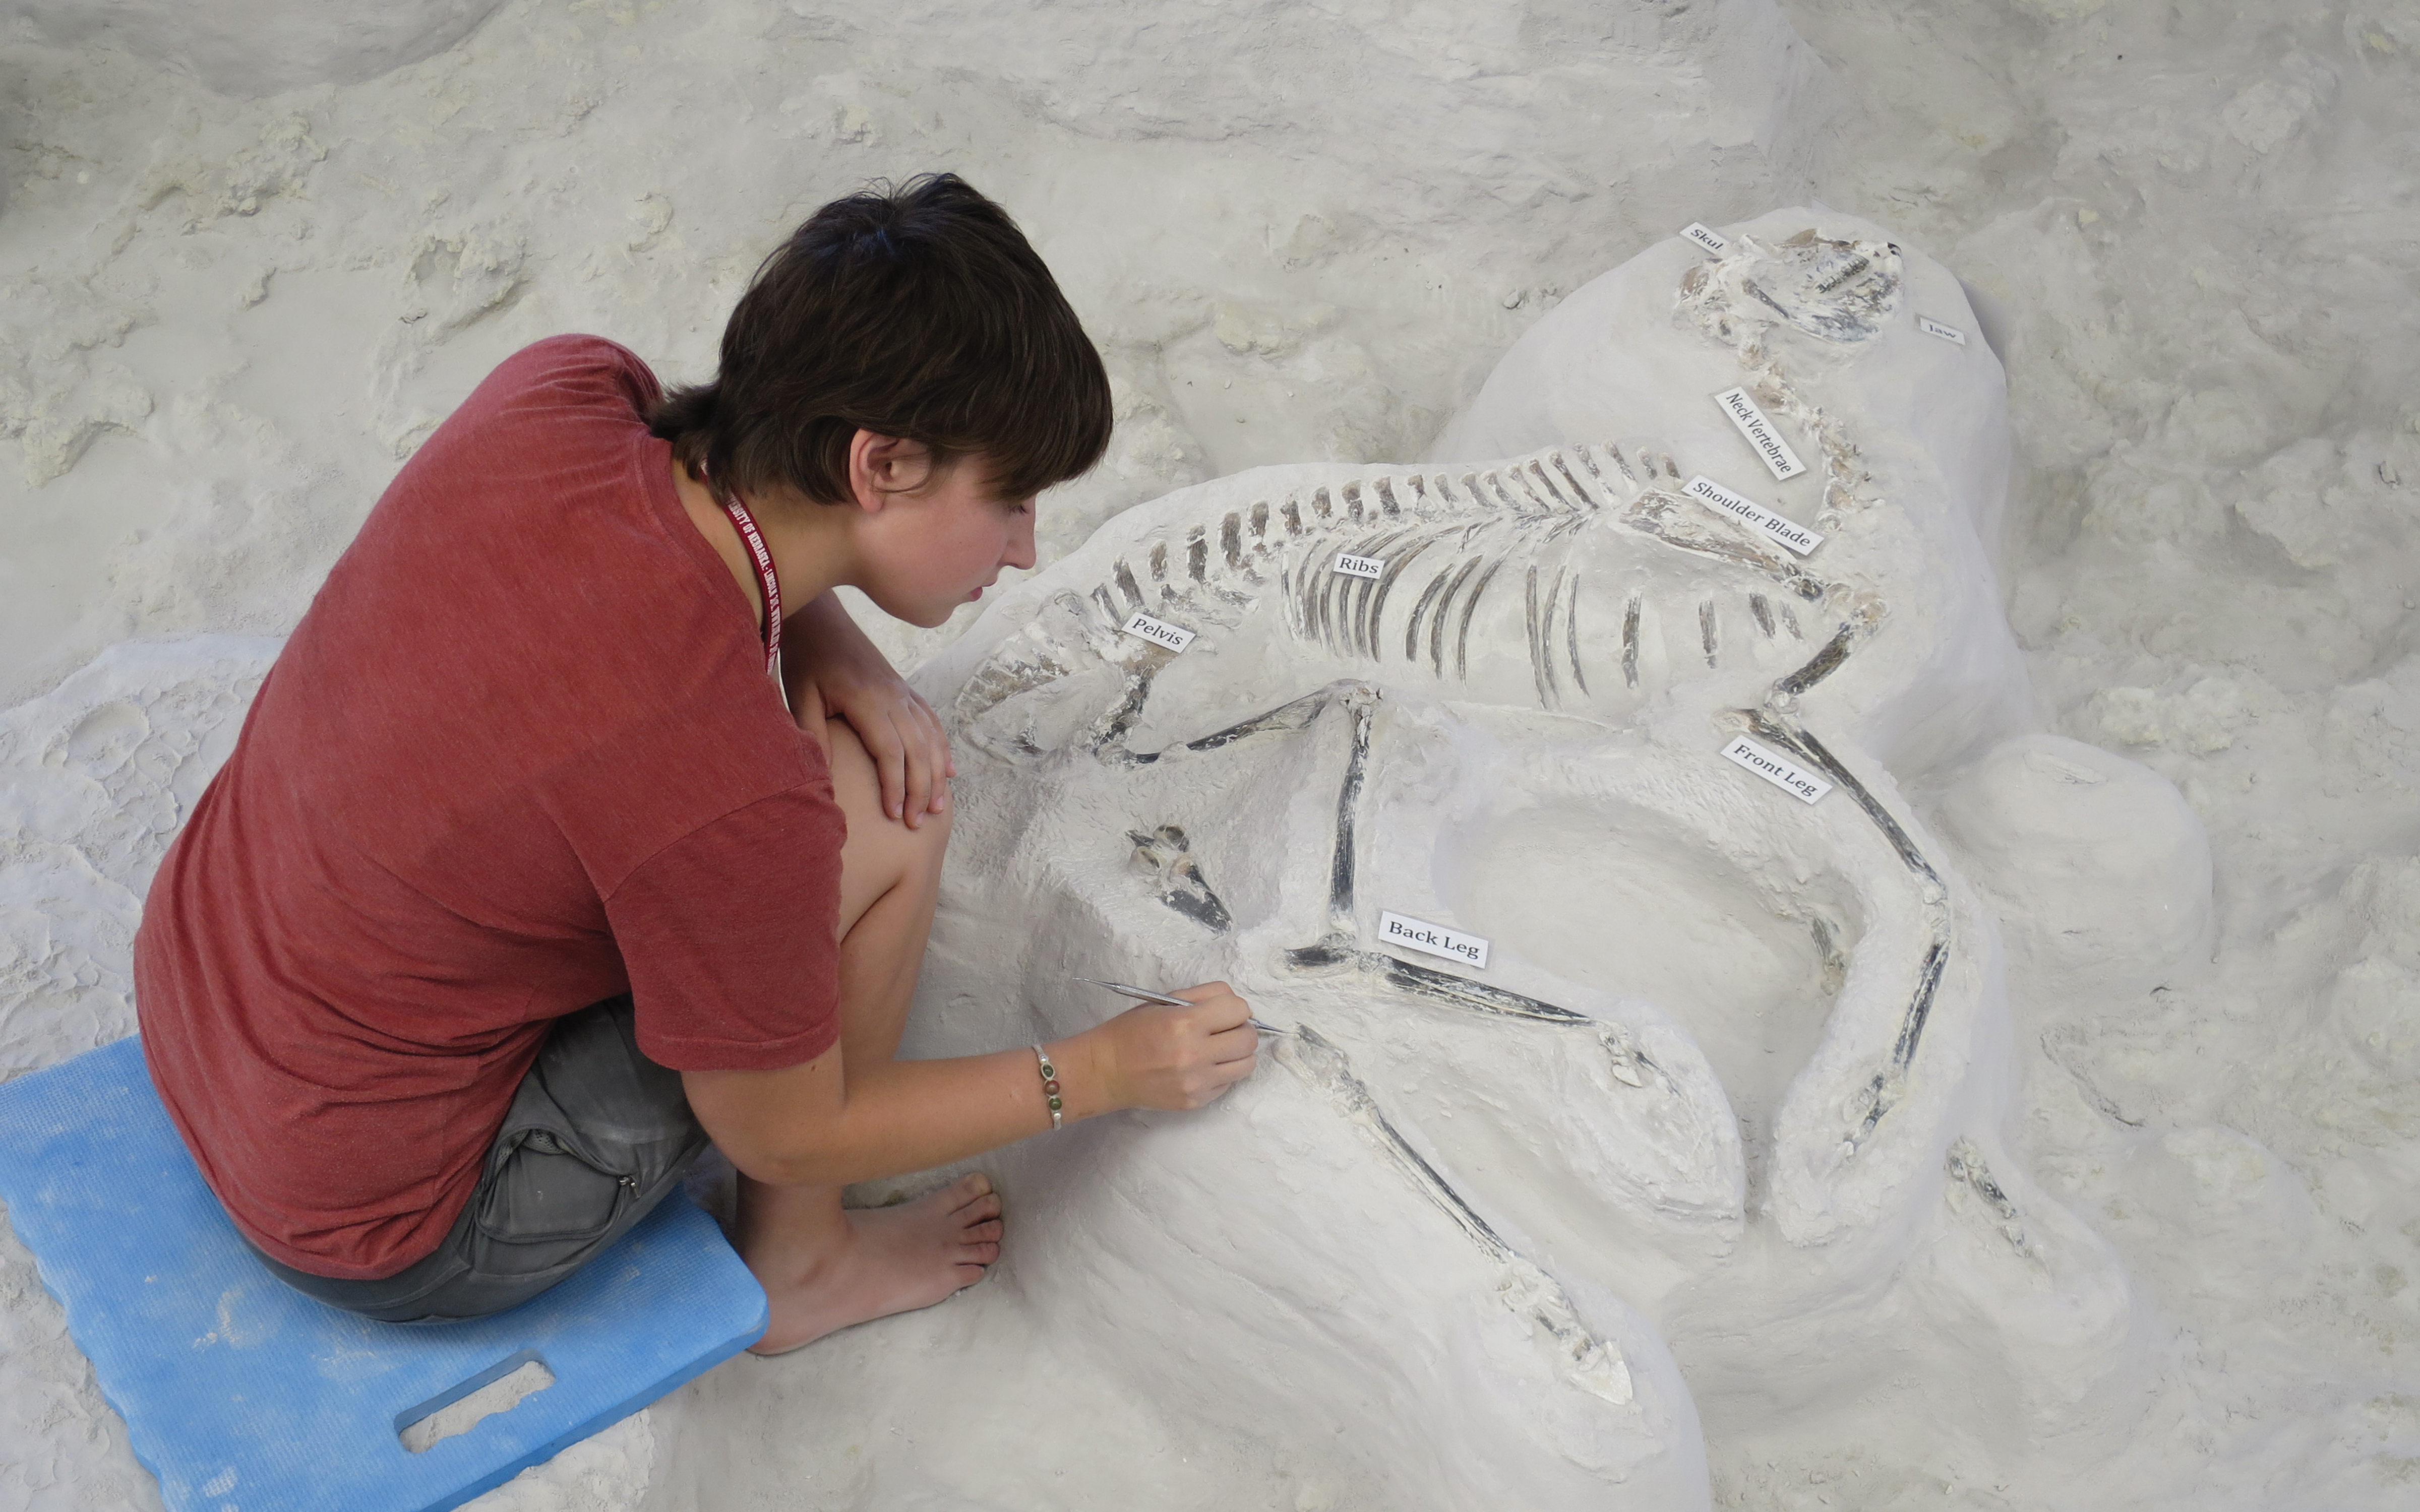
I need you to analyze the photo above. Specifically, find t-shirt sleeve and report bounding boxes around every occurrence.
[603,783,847,1071]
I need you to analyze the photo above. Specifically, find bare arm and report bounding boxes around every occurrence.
[780,590,953,827]
[684,985,1256,1188]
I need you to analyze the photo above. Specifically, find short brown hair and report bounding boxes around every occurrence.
[650,174,1112,505]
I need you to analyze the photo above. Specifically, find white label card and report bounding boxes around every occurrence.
[1333,552,1385,580]
[1119,610,1197,653]
[1918,315,1967,346]
[1712,387,1807,481]
[1378,910,1491,969]
[1681,222,1730,255]
[1683,475,1824,556]
[1720,735,1833,805]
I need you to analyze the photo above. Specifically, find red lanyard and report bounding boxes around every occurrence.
[718,492,783,679]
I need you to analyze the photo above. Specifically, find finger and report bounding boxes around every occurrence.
[866,716,909,824]
[1206,1022,1259,1063]
[1174,980,1233,1005]
[896,709,934,825]
[915,702,954,811]
[1189,993,1250,1032]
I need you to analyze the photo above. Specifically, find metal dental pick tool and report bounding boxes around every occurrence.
[1072,977,1283,1034]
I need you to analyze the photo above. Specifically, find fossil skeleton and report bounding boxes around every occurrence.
[911,217,2066,1488]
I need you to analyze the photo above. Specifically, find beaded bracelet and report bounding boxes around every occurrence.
[1033,1044,1064,1129]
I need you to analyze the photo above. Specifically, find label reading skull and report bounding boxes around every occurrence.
[1680,222,1730,255]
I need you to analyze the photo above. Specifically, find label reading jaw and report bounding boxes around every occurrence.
[1681,222,1730,255]
[1118,610,1198,653]
[1719,735,1833,805]
[1377,910,1491,969]
[1712,386,1807,481]
[1918,315,1968,345]
[1332,552,1385,580]
[1683,475,1824,557]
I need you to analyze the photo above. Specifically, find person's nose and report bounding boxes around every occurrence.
[1005,512,1038,572]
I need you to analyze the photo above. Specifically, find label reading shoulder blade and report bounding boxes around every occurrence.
[1712,387,1807,481]
[1681,222,1730,255]
[1333,552,1385,580]
[1918,315,1967,345]
[1119,610,1197,653]
[1683,475,1825,557]
[1720,735,1832,805]
[1378,910,1491,969]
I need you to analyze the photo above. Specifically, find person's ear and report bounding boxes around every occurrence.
[848,430,935,512]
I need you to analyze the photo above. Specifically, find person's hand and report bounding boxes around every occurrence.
[782,594,954,827]
[1083,982,1258,1112]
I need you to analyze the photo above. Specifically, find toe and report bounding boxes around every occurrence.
[960,1240,1002,1265]
[956,1172,994,1201]
[957,1189,1003,1222]
[963,1217,1004,1242]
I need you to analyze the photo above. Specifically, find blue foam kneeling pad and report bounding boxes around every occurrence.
[0,1037,769,1512]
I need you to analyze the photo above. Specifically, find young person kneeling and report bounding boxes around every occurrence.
[134,174,1257,1355]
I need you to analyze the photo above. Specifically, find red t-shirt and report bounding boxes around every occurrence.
[134,336,845,1281]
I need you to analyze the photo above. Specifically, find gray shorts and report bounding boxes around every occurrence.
[248,996,710,1324]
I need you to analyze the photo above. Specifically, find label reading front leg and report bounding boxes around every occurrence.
[1712,387,1808,481]
[1720,735,1832,804]
[1119,610,1197,653]
[1378,910,1491,969]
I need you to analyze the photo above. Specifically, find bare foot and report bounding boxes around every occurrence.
[744,1173,1003,1356]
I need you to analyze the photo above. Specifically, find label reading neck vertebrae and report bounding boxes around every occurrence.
[1683,475,1825,557]
[1378,910,1491,969]
[1918,315,1967,346]
[1332,552,1385,580]
[1681,222,1730,255]
[1712,387,1807,481]
[1118,610,1197,653]
[1720,735,1832,805]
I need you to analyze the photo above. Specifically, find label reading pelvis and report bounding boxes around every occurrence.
[1712,387,1807,481]
[1119,610,1197,653]
[1681,221,1730,255]
[1378,910,1491,969]
[1333,552,1385,580]
[1720,735,1832,805]
[1918,315,1967,345]
[1683,475,1824,557]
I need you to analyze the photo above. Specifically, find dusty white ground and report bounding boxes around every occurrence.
[1,1,2416,1508]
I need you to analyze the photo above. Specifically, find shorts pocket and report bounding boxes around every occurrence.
[470,1124,634,1270]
